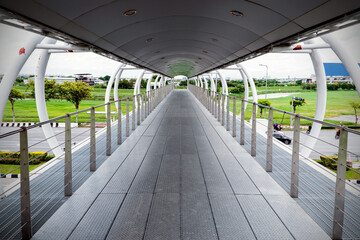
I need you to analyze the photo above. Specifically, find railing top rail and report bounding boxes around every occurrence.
[198,86,360,135]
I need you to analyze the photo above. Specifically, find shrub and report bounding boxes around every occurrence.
[319,155,350,171]
[327,84,339,91]
[338,83,355,90]
[0,151,54,165]
[229,85,244,94]
[301,83,316,90]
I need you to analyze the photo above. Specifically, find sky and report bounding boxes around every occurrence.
[0,23,359,80]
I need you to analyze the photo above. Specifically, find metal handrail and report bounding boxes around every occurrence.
[0,84,174,239]
[188,84,360,240]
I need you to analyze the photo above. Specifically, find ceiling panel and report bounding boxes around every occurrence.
[0,0,359,77]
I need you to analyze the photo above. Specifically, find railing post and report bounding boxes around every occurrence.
[20,127,32,239]
[126,98,130,137]
[240,99,245,145]
[221,94,225,126]
[106,102,111,156]
[226,95,230,131]
[137,94,141,126]
[142,93,145,121]
[251,102,256,156]
[90,107,96,171]
[290,114,300,198]
[132,96,136,131]
[217,93,221,121]
[332,127,348,239]
[266,108,273,172]
[65,114,72,196]
[118,100,122,145]
[232,97,236,137]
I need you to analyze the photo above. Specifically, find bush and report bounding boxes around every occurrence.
[319,155,350,171]
[301,83,316,90]
[93,84,107,89]
[338,83,355,90]
[0,151,54,165]
[229,85,244,94]
[327,84,339,91]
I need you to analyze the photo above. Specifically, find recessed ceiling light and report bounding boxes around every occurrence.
[203,50,208,54]
[145,38,154,43]
[230,10,243,17]
[211,38,219,42]
[123,9,137,16]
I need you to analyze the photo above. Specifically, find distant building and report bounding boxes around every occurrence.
[309,63,359,84]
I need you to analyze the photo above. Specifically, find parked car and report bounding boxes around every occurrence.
[273,132,292,145]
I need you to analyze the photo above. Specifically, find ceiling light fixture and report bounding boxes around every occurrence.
[123,9,137,16]
[145,38,154,43]
[230,10,243,17]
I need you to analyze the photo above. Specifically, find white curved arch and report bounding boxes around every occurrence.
[34,38,63,156]
[135,70,146,95]
[216,71,228,94]
[301,39,327,158]
[146,74,154,92]
[208,74,216,92]
[105,63,125,105]
[154,75,161,89]
[322,31,360,97]
[0,34,44,126]
[114,67,125,112]
[198,76,203,88]
[238,67,249,112]
[160,75,164,87]
[201,75,208,90]
[236,63,257,104]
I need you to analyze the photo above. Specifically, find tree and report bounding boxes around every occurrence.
[8,88,25,122]
[258,99,271,117]
[26,78,59,101]
[290,98,306,113]
[350,101,360,125]
[59,81,93,123]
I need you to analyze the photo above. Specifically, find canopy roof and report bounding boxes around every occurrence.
[0,0,359,77]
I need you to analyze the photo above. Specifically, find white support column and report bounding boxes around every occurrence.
[301,39,327,158]
[322,32,360,97]
[198,76,203,88]
[216,71,228,95]
[154,75,160,89]
[105,64,125,111]
[114,67,125,112]
[160,75,164,87]
[0,35,44,126]
[208,74,216,92]
[237,65,250,112]
[202,76,208,90]
[34,38,63,156]
[146,74,154,92]
[237,63,257,104]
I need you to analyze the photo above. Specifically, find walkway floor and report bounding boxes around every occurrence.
[0,102,138,239]
[33,90,329,240]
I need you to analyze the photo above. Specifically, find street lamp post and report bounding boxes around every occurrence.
[259,64,268,99]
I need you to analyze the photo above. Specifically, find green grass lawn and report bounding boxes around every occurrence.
[0,162,46,175]
[228,90,360,126]
[3,99,136,123]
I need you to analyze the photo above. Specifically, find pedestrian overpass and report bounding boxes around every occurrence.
[0,1,360,239]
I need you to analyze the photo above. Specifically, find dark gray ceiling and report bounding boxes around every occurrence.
[0,0,359,77]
